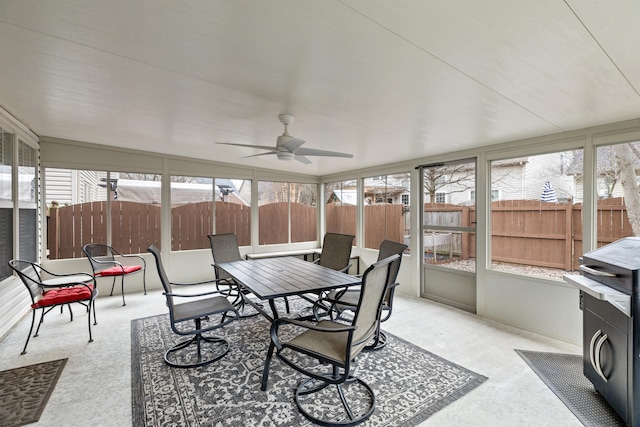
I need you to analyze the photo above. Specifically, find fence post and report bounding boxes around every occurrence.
[565,203,573,271]
[47,204,59,260]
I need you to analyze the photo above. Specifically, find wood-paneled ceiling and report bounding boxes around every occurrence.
[0,1,639,175]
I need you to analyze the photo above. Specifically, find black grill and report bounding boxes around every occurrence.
[565,237,640,426]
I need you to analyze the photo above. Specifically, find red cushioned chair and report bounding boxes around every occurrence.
[83,243,146,306]
[9,259,98,355]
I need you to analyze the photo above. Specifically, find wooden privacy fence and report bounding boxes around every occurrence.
[426,198,633,271]
[326,204,406,249]
[258,202,317,245]
[47,201,322,257]
[50,199,629,269]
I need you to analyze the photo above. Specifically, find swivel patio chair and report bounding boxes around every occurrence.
[9,259,98,355]
[208,233,267,317]
[83,243,146,306]
[313,232,355,273]
[148,245,238,368]
[302,232,354,316]
[262,254,399,426]
[320,239,407,350]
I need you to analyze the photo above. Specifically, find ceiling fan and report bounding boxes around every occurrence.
[217,114,354,164]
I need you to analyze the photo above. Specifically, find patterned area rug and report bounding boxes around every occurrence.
[516,350,625,427]
[0,358,67,427]
[131,298,487,426]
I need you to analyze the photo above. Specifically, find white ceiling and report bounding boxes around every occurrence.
[0,0,639,176]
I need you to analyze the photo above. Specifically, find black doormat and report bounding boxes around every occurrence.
[132,299,488,426]
[516,350,625,427]
[0,358,67,427]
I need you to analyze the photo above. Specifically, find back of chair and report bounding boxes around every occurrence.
[208,233,242,281]
[83,243,116,273]
[350,254,398,356]
[8,259,43,302]
[147,245,173,304]
[318,233,354,271]
[377,240,408,303]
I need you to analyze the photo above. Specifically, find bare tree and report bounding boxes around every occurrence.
[423,164,474,202]
[612,143,640,235]
[119,172,162,181]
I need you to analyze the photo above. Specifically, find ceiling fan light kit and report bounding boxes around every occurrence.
[217,114,353,164]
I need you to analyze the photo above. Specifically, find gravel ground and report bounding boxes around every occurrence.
[428,257,576,281]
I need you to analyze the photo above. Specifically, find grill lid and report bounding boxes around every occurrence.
[583,237,640,271]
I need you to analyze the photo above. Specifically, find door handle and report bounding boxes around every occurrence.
[589,329,601,376]
[594,333,609,383]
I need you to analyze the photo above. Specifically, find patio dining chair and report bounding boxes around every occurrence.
[318,239,407,350]
[9,259,98,355]
[263,254,399,426]
[148,245,238,368]
[83,243,146,306]
[208,233,270,317]
[313,232,355,273]
[301,232,354,316]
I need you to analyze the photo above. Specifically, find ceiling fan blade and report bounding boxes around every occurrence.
[294,155,312,164]
[294,147,353,158]
[280,137,305,152]
[217,142,278,153]
[242,152,277,159]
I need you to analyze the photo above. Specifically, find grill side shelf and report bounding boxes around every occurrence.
[563,274,631,317]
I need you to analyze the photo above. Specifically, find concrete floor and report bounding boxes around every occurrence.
[0,285,583,426]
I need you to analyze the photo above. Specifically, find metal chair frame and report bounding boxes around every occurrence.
[322,239,407,350]
[9,259,98,355]
[208,233,268,317]
[148,245,238,368]
[83,243,147,306]
[263,255,398,426]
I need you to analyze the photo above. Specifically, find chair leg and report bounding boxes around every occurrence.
[164,318,230,368]
[364,325,387,351]
[294,374,376,426]
[235,292,261,319]
[261,341,276,391]
[120,276,126,306]
[21,309,36,355]
[109,276,116,296]
[87,301,94,343]
[67,303,74,321]
[92,298,98,325]
[34,308,47,338]
[142,268,147,295]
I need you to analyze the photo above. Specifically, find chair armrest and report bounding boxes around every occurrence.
[311,258,351,273]
[118,253,146,267]
[273,317,355,332]
[40,267,94,280]
[164,288,231,298]
[169,278,226,287]
[42,281,95,293]
[270,318,356,350]
[338,264,351,273]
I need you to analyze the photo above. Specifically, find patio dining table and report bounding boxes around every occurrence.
[215,256,362,322]
[215,256,362,390]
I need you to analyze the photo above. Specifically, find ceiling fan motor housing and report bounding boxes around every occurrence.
[278,114,295,126]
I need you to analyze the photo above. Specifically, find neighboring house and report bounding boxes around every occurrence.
[328,189,357,205]
[565,144,640,203]
[328,176,410,206]
[45,170,248,207]
[45,169,108,206]
[428,154,575,205]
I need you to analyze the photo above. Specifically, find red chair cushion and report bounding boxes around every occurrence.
[96,265,142,276]
[33,285,94,309]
